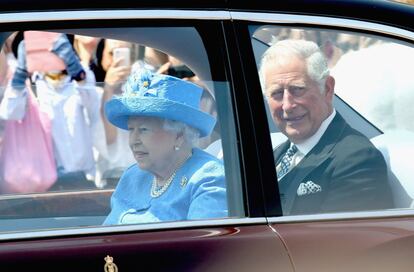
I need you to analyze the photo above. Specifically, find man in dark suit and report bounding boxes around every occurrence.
[260,39,393,215]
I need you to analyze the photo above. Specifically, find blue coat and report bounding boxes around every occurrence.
[103,148,227,225]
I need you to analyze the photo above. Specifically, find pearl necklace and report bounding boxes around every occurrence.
[150,152,192,198]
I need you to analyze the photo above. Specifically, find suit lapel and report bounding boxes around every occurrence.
[280,113,348,215]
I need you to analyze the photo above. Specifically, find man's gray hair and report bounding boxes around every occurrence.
[163,119,200,147]
[259,39,330,93]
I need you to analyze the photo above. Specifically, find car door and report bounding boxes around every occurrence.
[232,1,414,271]
[0,8,294,272]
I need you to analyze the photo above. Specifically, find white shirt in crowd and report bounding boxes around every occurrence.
[35,67,100,177]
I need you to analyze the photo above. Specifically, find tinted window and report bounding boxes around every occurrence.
[250,25,414,215]
[0,26,243,232]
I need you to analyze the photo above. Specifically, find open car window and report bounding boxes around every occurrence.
[250,25,414,215]
[0,26,243,233]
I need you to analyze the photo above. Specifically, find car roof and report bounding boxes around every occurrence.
[0,0,412,32]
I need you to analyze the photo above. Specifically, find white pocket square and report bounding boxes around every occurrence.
[297,181,322,196]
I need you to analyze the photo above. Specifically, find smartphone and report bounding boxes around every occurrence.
[113,47,131,66]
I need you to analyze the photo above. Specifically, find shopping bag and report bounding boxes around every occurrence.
[0,90,57,193]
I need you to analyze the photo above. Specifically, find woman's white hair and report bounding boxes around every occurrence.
[259,39,330,94]
[162,119,200,147]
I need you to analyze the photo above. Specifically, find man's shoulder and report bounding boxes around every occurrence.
[335,114,378,149]
[327,116,385,165]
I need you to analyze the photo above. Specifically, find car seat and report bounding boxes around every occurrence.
[371,130,414,208]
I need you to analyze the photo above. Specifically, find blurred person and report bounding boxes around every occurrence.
[2,32,18,72]
[335,33,361,53]
[103,70,227,224]
[101,39,133,74]
[0,45,14,91]
[198,87,222,158]
[199,85,222,158]
[0,33,21,156]
[331,41,414,133]
[157,55,197,82]
[137,46,169,72]
[100,39,133,144]
[259,39,393,215]
[130,47,168,78]
[0,32,100,190]
[155,56,220,153]
[73,35,105,82]
[0,46,13,154]
[93,38,135,188]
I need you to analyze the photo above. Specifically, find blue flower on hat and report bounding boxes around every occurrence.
[124,70,158,97]
[105,69,216,137]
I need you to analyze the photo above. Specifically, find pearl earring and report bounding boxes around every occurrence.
[174,146,180,151]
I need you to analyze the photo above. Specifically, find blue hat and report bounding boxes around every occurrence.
[105,70,216,137]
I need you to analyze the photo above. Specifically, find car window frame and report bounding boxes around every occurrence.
[231,10,414,222]
[0,9,268,241]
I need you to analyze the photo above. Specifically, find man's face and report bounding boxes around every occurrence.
[264,55,334,144]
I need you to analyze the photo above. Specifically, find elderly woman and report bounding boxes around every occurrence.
[103,70,227,225]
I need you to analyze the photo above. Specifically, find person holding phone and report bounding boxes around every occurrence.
[113,47,131,67]
[0,32,100,190]
[73,35,105,82]
[93,39,136,188]
[100,39,132,143]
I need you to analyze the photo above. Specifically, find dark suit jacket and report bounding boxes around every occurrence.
[274,113,394,215]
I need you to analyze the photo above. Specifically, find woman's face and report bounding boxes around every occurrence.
[127,116,179,176]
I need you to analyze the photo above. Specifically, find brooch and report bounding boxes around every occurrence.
[180,176,188,188]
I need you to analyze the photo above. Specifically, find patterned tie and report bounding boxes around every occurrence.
[277,145,298,178]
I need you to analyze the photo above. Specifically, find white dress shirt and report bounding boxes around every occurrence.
[276,109,337,179]
[291,109,337,166]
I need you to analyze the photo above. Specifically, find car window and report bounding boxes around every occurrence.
[0,26,243,233]
[250,25,414,215]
